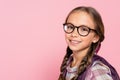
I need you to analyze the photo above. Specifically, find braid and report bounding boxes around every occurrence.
[58,47,72,80]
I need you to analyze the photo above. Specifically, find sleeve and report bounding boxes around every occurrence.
[85,61,113,80]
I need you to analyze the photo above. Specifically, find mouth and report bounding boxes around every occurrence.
[69,39,81,45]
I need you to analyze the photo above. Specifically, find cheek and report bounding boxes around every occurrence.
[82,35,95,44]
[65,33,69,38]
[65,34,70,43]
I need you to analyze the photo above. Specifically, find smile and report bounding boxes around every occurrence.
[69,40,81,45]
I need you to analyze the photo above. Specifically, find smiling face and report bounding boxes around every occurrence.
[65,11,99,53]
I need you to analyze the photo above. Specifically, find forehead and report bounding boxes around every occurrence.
[67,11,95,29]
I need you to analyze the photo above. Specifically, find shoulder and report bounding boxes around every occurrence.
[85,60,113,80]
[92,60,112,76]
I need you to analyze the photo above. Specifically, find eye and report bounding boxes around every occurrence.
[80,26,89,32]
[64,24,74,30]
[67,25,74,29]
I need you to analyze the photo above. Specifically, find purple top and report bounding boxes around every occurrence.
[63,54,120,80]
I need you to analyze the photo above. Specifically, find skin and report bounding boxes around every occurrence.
[65,11,99,67]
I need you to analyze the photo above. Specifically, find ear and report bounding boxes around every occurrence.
[92,35,100,43]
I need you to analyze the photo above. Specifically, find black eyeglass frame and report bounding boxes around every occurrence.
[63,23,97,37]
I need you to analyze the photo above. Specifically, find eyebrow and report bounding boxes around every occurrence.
[65,22,95,29]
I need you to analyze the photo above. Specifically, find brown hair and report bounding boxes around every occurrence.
[59,6,105,80]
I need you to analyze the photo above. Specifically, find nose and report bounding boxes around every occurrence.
[71,28,79,37]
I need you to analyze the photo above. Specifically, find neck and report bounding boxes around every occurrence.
[71,48,89,67]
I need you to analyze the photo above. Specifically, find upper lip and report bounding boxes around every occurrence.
[70,39,81,42]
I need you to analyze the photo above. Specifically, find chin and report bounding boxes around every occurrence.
[68,45,90,53]
[69,46,80,52]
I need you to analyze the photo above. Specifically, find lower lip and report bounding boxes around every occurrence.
[69,40,81,45]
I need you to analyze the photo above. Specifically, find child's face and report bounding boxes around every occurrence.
[65,11,99,52]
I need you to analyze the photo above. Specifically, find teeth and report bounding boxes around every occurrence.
[71,40,80,44]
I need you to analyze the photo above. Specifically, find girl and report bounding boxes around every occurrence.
[58,6,120,80]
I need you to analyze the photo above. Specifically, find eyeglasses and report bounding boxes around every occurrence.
[63,23,97,36]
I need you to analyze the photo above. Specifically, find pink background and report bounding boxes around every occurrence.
[0,0,120,80]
